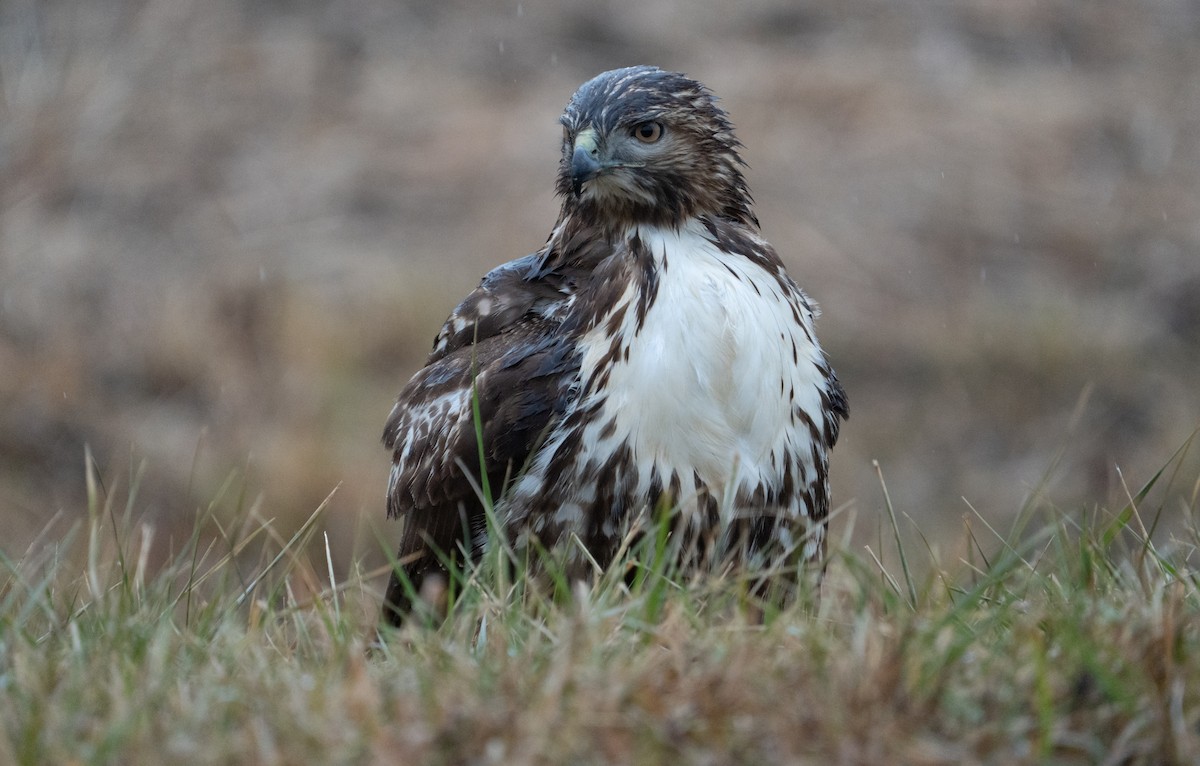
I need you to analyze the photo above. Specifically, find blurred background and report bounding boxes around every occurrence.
[2,0,1198,581]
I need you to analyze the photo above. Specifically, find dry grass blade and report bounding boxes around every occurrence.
[233,484,338,608]
[3,448,1200,764]
[874,460,917,608]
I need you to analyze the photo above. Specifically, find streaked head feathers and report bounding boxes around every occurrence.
[556,66,755,227]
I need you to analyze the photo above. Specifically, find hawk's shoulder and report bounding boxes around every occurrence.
[429,253,572,363]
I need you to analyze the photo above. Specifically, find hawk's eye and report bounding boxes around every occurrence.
[632,121,664,143]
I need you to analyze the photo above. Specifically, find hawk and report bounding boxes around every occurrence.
[382,66,847,625]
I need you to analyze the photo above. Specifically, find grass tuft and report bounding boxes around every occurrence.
[3,446,1200,764]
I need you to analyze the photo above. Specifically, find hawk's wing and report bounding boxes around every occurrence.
[382,253,580,553]
[424,254,568,364]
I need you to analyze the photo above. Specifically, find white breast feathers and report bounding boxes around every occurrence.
[577,219,829,514]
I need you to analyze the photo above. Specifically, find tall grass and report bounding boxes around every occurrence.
[2,445,1199,764]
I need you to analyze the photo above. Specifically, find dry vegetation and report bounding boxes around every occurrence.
[2,448,1200,764]
[2,2,1200,762]
[2,0,1198,568]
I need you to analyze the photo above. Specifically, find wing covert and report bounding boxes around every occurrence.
[383,253,579,522]
[428,253,568,363]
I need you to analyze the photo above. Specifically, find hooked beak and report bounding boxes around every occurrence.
[570,127,602,197]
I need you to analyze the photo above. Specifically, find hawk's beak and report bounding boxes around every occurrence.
[570,128,602,197]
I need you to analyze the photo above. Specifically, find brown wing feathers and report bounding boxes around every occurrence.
[381,257,578,623]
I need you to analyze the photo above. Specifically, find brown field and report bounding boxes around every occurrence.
[2,0,1199,575]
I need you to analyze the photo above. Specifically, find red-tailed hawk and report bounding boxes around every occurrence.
[382,66,847,625]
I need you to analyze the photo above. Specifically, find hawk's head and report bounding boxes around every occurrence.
[557,66,755,228]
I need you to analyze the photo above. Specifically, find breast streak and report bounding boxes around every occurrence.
[584,222,820,509]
